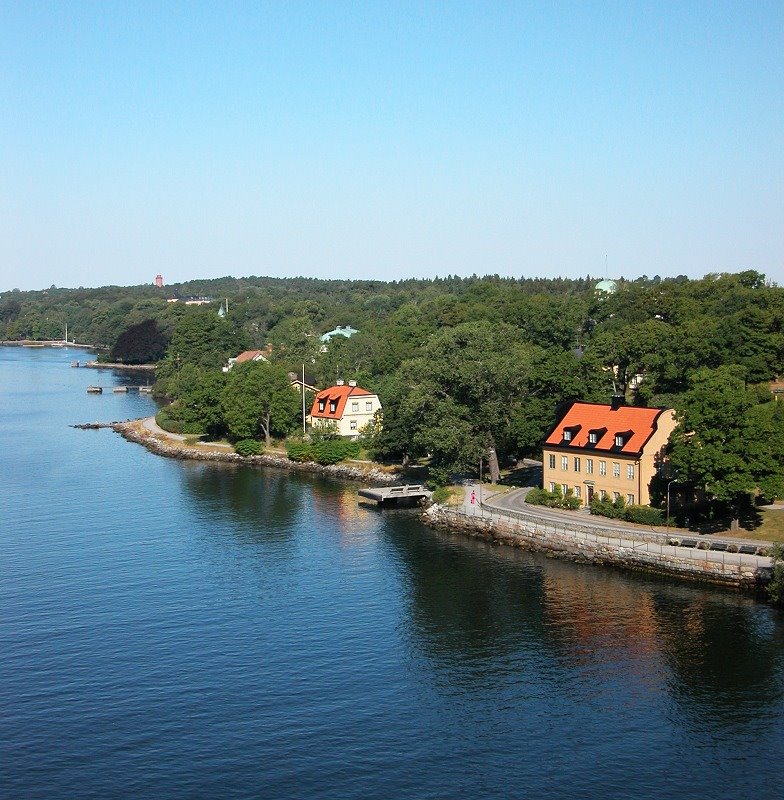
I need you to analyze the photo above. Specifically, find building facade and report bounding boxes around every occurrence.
[542,400,676,507]
[309,380,381,439]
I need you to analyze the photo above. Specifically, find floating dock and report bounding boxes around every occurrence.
[358,484,431,507]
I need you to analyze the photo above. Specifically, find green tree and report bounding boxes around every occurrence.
[221,363,300,446]
[110,319,169,364]
[668,366,783,529]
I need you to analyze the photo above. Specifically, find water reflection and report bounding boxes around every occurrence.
[384,520,784,721]
[179,463,306,541]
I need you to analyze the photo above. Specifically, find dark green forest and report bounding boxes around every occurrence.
[3,270,783,515]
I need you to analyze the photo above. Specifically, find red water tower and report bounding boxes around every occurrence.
[155,274,163,287]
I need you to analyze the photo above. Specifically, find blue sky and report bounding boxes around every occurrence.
[1,1,782,290]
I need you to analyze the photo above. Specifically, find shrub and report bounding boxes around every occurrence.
[235,439,263,457]
[156,408,184,434]
[286,442,313,462]
[286,438,359,465]
[590,496,665,525]
[623,505,665,525]
[430,486,451,505]
[527,486,581,510]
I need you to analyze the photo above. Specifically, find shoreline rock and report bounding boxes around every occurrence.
[421,505,772,593]
[111,420,398,485]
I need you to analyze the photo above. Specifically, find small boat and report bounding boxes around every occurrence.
[139,386,153,393]
[87,386,102,394]
[71,361,80,368]
[113,386,128,393]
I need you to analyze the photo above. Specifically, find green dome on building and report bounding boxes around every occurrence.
[595,278,618,294]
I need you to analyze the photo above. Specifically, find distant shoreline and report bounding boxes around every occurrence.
[1,340,95,349]
[84,361,157,372]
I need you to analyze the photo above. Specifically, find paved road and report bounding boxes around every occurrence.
[140,416,235,449]
[454,482,772,571]
[142,415,188,441]
[461,478,774,552]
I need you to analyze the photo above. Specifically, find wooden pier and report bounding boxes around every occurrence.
[358,484,431,507]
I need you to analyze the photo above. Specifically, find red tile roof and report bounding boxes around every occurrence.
[310,384,374,420]
[545,401,669,455]
[234,349,268,364]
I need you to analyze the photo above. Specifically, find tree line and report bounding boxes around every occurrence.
[3,269,783,522]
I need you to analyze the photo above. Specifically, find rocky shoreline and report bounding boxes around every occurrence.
[421,505,772,591]
[111,420,398,485]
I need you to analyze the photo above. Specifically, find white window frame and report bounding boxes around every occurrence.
[626,494,634,505]
[613,462,621,478]
[350,420,358,431]
[574,457,581,472]
[351,402,359,412]
[548,454,556,469]
[599,460,607,476]
[365,401,373,411]
[589,432,598,444]
[561,456,568,471]
[586,459,593,474]
[563,429,572,441]
[627,464,635,480]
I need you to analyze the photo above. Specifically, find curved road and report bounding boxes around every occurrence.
[459,481,774,552]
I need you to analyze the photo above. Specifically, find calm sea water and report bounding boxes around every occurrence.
[1,346,783,800]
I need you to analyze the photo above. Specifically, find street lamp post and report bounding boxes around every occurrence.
[666,478,679,527]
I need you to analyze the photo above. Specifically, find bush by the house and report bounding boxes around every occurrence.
[234,439,263,457]
[285,438,361,465]
[527,486,581,510]
[589,495,665,525]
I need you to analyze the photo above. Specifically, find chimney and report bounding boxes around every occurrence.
[610,395,626,410]
[348,380,357,387]
[336,379,345,386]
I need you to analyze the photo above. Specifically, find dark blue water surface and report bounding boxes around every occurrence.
[2,346,783,799]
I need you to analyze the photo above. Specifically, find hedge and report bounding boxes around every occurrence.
[527,487,581,510]
[589,496,665,525]
[234,439,264,456]
[285,438,361,465]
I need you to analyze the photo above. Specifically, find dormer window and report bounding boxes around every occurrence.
[329,400,337,413]
[589,432,598,444]
[562,424,580,442]
[318,400,326,412]
[614,430,632,448]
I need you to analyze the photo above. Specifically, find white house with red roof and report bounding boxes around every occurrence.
[309,380,381,439]
[542,399,676,507]
[222,348,272,372]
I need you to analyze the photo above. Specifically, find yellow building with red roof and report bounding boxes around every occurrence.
[309,380,381,439]
[542,399,676,507]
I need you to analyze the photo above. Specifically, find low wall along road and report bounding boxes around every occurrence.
[423,491,773,590]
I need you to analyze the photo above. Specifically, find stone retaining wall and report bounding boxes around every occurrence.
[423,506,772,591]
